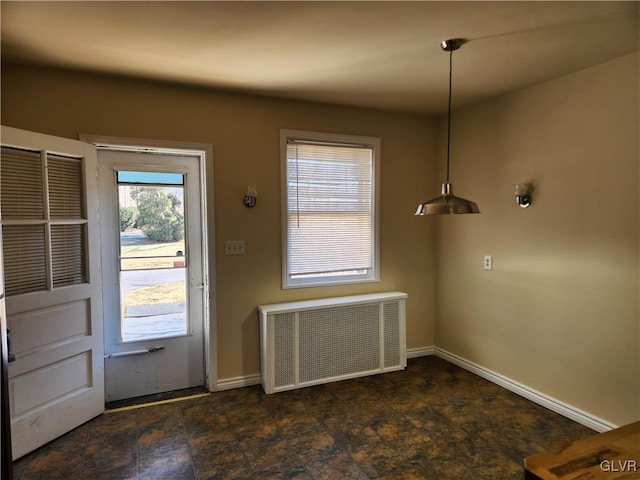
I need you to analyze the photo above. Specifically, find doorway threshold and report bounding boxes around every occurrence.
[105,386,209,413]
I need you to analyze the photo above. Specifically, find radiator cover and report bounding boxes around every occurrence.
[259,292,407,394]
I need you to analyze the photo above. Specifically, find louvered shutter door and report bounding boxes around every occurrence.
[1,146,87,296]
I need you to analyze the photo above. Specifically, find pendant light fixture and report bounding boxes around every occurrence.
[416,38,480,215]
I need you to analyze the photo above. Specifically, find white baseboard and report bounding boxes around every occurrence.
[407,346,435,358]
[433,347,616,433]
[213,373,261,392]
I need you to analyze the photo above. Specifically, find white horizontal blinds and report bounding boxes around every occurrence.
[48,153,87,287]
[0,146,87,296]
[1,147,47,295]
[48,154,84,218]
[0,147,44,219]
[1,225,47,296]
[51,224,86,287]
[287,140,373,281]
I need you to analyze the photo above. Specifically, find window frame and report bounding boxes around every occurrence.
[280,129,380,289]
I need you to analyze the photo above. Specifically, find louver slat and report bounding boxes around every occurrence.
[1,225,47,296]
[51,224,86,288]
[1,146,44,219]
[48,154,84,219]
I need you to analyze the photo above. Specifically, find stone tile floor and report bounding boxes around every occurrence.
[12,356,594,479]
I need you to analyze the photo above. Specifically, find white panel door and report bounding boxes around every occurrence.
[0,126,103,459]
[99,150,205,402]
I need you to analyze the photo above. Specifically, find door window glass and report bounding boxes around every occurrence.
[117,171,187,342]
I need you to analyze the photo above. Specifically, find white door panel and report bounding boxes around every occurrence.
[99,150,205,401]
[1,126,103,459]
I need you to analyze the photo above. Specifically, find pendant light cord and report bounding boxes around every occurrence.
[446,46,453,184]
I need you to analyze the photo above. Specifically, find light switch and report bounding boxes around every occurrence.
[225,240,245,255]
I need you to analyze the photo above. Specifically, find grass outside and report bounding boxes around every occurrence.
[121,232,185,263]
[123,282,185,315]
[120,230,186,312]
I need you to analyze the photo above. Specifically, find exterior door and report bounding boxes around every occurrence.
[0,126,103,459]
[98,150,205,402]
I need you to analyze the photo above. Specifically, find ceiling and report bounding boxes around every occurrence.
[1,1,638,114]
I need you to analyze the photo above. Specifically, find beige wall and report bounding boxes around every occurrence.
[435,53,639,426]
[0,64,438,380]
[2,54,638,426]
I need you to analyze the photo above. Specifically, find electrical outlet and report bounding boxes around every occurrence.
[484,255,493,270]
[225,240,245,255]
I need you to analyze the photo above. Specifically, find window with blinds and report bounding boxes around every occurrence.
[1,146,87,296]
[281,130,380,288]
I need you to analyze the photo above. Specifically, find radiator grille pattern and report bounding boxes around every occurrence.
[298,304,380,383]
[384,301,401,368]
[260,293,406,393]
[273,313,295,388]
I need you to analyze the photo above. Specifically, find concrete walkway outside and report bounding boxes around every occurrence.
[122,304,186,341]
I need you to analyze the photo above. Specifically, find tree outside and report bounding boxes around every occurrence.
[130,186,184,242]
[119,206,138,232]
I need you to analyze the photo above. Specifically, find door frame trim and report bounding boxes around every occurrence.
[80,134,216,393]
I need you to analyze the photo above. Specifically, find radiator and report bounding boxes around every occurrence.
[259,292,407,394]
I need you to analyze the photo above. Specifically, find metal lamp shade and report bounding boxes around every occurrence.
[415,38,480,216]
[415,183,480,215]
